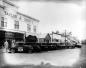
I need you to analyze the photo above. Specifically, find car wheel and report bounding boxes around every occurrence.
[11,49,15,53]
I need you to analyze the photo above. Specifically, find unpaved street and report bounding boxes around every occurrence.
[3,48,81,67]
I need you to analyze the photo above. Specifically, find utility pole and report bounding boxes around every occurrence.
[65,29,66,46]
[24,32,26,43]
[51,32,53,43]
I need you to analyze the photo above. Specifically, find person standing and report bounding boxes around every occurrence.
[8,39,12,51]
[4,40,9,53]
[12,40,16,48]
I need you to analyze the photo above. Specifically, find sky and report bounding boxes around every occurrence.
[11,0,86,40]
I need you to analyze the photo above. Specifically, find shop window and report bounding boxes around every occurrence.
[27,24,31,32]
[15,20,19,29]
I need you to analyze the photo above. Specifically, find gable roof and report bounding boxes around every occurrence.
[45,33,51,39]
[3,0,18,8]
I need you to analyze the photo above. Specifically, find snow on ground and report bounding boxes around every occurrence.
[3,48,81,66]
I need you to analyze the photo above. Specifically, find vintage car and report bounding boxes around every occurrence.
[10,42,33,53]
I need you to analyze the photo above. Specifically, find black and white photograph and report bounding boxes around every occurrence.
[0,0,86,68]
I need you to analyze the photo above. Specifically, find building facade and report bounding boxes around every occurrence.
[0,0,39,47]
[38,33,51,43]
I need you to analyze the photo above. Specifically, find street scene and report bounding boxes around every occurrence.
[0,48,81,67]
[0,0,86,68]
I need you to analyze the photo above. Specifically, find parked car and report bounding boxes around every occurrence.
[10,42,33,53]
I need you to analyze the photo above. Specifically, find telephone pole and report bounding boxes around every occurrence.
[65,29,67,46]
[51,32,53,43]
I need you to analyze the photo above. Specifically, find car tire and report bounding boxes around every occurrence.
[11,49,15,53]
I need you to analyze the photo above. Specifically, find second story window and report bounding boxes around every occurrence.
[1,17,7,27]
[33,25,36,33]
[1,17,4,27]
[27,24,31,32]
[15,20,19,29]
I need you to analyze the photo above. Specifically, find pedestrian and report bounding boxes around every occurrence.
[4,40,9,53]
[12,40,16,48]
[8,39,12,51]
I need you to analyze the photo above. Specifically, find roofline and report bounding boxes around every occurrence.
[17,12,40,22]
[3,0,19,8]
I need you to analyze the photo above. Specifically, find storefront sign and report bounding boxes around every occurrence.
[4,11,17,18]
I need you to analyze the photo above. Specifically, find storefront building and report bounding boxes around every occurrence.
[0,0,39,47]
